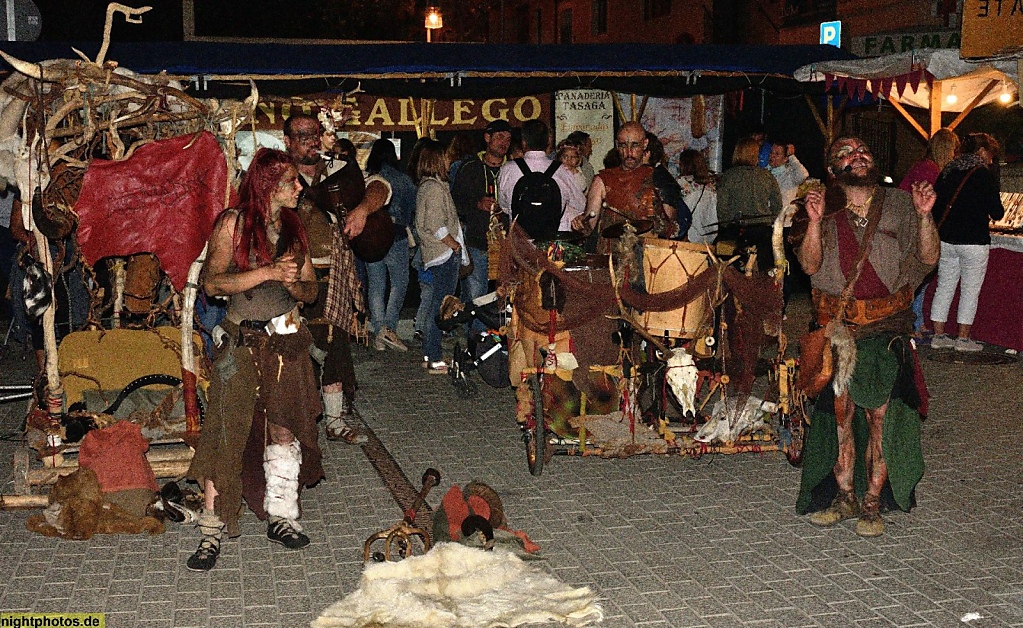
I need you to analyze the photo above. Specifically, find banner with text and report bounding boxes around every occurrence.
[961,0,1023,58]
[251,94,550,133]
[554,90,615,169]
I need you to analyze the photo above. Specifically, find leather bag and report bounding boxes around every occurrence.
[796,325,834,397]
[796,189,884,397]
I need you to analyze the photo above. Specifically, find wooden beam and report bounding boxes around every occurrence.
[930,81,943,136]
[804,94,827,136]
[887,97,929,140]
[948,79,999,130]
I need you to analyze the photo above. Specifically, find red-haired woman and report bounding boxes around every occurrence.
[186,148,322,571]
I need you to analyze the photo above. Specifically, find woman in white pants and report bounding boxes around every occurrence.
[929,133,1005,352]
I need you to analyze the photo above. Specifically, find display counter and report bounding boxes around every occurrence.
[922,232,1023,351]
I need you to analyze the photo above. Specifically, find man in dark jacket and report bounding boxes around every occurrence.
[451,119,511,307]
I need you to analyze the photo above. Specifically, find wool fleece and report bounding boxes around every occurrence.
[313,542,602,627]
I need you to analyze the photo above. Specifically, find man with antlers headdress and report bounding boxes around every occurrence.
[283,112,390,444]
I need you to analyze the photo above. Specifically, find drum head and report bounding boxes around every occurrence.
[601,219,653,239]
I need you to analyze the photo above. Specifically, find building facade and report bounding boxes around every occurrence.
[487,0,963,53]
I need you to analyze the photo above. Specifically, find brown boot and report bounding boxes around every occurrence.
[855,494,885,537]
[809,489,860,527]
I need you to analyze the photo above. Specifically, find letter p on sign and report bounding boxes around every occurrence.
[820,21,841,47]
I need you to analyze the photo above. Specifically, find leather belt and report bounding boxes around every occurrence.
[813,286,913,327]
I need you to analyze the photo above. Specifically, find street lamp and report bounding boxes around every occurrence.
[425,6,443,42]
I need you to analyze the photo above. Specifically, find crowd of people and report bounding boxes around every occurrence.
[0,111,1008,565]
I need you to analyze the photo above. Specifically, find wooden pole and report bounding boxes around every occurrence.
[948,79,999,131]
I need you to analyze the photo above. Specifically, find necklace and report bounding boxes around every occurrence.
[846,186,877,228]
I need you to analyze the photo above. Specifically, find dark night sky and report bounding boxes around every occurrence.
[31,1,452,42]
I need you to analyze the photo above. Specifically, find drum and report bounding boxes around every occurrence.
[640,238,712,339]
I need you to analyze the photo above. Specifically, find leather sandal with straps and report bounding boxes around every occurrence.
[324,414,367,444]
[267,517,310,549]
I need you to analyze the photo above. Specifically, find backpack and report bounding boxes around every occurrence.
[510,158,563,240]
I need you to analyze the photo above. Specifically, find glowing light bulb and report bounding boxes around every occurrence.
[944,83,958,105]
[1000,83,1013,104]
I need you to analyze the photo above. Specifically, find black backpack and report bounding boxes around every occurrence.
[510,158,563,240]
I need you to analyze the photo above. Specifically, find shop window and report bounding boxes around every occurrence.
[592,0,607,34]
[643,0,671,20]
[560,8,573,43]
[515,5,530,43]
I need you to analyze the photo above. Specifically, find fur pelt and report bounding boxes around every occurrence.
[264,440,301,521]
[696,395,778,445]
[826,321,857,397]
[25,467,164,540]
[312,542,603,628]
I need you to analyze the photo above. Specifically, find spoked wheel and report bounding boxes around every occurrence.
[524,374,547,476]
[449,342,477,399]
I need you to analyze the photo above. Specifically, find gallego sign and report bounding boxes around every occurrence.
[252,94,549,132]
[850,31,960,57]
[961,0,1023,58]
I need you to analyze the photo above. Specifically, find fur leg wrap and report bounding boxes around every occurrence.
[322,391,349,433]
[197,509,225,540]
[264,440,302,522]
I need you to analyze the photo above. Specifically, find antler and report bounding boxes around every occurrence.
[96,4,153,67]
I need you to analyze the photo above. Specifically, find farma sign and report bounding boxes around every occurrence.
[850,31,960,57]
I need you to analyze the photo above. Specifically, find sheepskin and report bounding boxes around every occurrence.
[312,542,603,627]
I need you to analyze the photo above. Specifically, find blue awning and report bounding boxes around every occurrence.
[0,41,857,98]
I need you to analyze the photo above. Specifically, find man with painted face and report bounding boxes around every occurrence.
[795,136,939,537]
[571,122,670,251]
[284,113,390,445]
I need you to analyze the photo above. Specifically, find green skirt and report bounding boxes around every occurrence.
[796,335,924,515]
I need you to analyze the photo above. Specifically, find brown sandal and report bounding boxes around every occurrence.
[324,415,368,444]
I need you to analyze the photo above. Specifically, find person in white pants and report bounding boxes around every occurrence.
[929,133,1005,353]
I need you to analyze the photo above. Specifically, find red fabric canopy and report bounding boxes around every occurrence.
[74,131,229,291]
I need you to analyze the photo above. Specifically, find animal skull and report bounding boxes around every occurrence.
[695,395,778,445]
[665,348,699,419]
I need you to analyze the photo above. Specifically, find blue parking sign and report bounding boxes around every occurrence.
[820,21,841,47]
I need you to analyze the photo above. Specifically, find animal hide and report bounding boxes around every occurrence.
[695,395,778,445]
[74,132,228,292]
[312,543,603,628]
[25,467,163,540]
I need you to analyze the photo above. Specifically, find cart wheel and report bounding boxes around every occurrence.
[524,375,546,476]
[12,449,31,495]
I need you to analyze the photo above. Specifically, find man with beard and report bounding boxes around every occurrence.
[795,136,939,537]
[451,119,512,310]
[284,113,389,444]
[571,122,673,250]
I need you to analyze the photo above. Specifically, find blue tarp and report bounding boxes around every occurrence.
[0,41,857,98]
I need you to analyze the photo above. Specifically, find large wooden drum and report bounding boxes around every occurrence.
[640,238,712,339]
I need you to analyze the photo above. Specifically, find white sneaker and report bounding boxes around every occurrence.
[373,333,386,352]
[954,337,984,353]
[930,334,955,349]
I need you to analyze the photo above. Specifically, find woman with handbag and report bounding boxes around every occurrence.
[414,139,470,375]
[928,133,1005,352]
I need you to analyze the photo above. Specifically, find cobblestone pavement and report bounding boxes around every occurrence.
[1,293,1021,627]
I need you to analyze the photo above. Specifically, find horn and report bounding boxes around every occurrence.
[0,49,43,80]
[244,80,259,111]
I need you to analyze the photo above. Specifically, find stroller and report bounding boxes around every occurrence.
[437,292,510,399]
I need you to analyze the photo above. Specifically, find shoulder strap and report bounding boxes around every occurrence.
[515,158,531,177]
[837,187,885,316]
[936,166,980,231]
[543,160,561,177]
